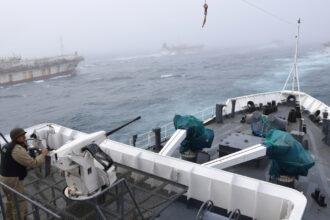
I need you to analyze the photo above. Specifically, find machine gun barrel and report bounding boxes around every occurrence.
[106,116,141,136]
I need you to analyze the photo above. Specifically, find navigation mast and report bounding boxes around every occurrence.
[282,18,301,93]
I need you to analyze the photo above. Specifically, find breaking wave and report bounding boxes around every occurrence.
[50,75,71,80]
[160,74,174,78]
[34,80,44,83]
[114,53,166,61]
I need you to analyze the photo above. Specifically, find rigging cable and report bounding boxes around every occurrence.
[239,0,295,26]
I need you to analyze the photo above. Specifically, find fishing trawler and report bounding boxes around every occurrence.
[0,53,84,86]
[0,20,329,220]
[161,43,204,54]
[323,42,330,53]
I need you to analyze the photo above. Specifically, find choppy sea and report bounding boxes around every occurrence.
[1,44,330,143]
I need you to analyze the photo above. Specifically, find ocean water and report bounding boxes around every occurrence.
[1,45,330,143]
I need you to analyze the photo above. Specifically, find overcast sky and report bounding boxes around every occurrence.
[0,0,329,57]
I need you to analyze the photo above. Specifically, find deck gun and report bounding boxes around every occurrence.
[30,117,141,200]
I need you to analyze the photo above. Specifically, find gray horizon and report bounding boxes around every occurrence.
[0,0,329,58]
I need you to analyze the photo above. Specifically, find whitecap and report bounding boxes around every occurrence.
[114,53,166,61]
[50,75,71,80]
[160,74,174,78]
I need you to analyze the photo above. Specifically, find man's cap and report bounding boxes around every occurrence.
[10,128,26,141]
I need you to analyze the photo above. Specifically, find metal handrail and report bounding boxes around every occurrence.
[0,181,61,220]
[91,178,145,220]
[196,200,214,220]
[228,209,241,220]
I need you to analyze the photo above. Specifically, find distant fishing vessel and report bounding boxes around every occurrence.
[323,42,330,53]
[162,43,203,54]
[0,53,84,86]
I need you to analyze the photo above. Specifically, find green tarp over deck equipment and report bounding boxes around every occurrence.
[264,129,315,178]
[173,115,214,153]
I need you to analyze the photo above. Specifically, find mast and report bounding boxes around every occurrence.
[59,36,64,55]
[282,18,301,93]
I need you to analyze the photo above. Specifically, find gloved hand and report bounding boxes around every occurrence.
[41,148,48,156]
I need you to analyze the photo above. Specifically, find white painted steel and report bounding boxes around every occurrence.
[99,138,305,220]
[42,130,117,199]
[223,90,328,119]
[159,129,186,156]
[202,144,266,169]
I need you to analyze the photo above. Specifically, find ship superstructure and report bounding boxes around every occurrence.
[161,43,204,54]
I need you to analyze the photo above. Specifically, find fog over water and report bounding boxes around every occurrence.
[0,0,329,57]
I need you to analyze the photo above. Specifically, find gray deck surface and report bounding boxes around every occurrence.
[204,104,330,220]
[152,104,330,219]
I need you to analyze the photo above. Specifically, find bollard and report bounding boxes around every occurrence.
[153,127,162,151]
[325,119,330,146]
[132,134,137,147]
[295,105,301,118]
[302,124,307,133]
[323,111,329,119]
[299,118,304,132]
[322,112,329,133]
[272,100,278,112]
[231,99,236,118]
[216,104,225,123]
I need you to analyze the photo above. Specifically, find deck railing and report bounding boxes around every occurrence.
[128,106,215,149]
[0,178,146,220]
[92,178,145,220]
[0,181,61,220]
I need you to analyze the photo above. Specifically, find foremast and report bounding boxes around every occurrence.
[282,19,302,105]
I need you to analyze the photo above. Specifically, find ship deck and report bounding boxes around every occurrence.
[1,102,329,219]
[203,104,330,219]
[159,103,330,219]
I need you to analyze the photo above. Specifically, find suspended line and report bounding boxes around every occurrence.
[239,0,295,26]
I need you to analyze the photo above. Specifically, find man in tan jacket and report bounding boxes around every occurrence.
[0,128,48,220]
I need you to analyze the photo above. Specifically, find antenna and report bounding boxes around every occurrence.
[282,18,302,108]
[59,36,64,55]
[282,18,301,93]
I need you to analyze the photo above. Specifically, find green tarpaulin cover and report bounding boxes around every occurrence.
[173,115,214,153]
[264,129,315,178]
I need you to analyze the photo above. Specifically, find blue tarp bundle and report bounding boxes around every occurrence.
[173,115,214,153]
[264,129,315,178]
